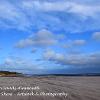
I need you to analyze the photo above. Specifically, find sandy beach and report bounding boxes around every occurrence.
[0,76,100,100]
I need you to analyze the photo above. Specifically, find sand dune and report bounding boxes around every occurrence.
[0,76,100,100]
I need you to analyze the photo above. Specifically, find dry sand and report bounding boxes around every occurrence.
[0,76,100,100]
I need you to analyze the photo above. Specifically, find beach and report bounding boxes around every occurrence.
[0,76,100,100]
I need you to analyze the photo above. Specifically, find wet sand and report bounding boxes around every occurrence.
[0,76,100,100]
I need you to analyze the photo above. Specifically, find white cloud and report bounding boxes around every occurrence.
[0,0,100,33]
[15,29,59,48]
[43,50,100,67]
[43,49,64,62]
[22,0,100,17]
[0,0,100,32]
[0,56,50,74]
[92,32,100,41]
[62,39,86,48]
[5,58,13,65]
[72,40,86,45]
[15,39,34,48]
[3,57,37,70]
[0,0,32,31]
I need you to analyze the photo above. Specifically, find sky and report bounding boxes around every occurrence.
[0,0,100,74]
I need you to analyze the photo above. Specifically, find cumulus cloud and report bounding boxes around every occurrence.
[43,50,100,67]
[15,29,61,48]
[2,57,38,70]
[15,39,34,48]
[72,40,86,45]
[4,58,13,65]
[62,39,86,48]
[92,32,100,41]
[0,56,49,74]
[43,49,64,61]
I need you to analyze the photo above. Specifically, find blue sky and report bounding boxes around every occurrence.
[0,0,100,74]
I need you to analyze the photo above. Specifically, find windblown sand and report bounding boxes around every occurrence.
[0,76,100,100]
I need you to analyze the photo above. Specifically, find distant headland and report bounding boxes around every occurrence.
[0,71,23,77]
